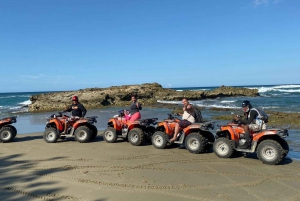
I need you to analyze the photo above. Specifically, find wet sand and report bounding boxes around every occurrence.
[1,132,300,201]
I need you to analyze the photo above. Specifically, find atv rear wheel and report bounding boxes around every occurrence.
[89,125,98,140]
[185,133,206,154]
[152,131,167,149]
[213,137,234,158]
[74,126,92,143]
[128,128,144,146]
[257,140,284,165]
[43,127,59,143]
[103,127,117,143]
[0,126,16,143]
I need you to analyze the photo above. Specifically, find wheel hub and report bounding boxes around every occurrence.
[218,143,228,153]
[47,132,55,140]
[2,131,11,140]
[131,134,138,143]
[78,131,87,139]
[154,136,163,146]
[105,131,113,140]
[262,147,276,159]
[189,138,199,150]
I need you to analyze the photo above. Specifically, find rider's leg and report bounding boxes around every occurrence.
[241,124,250,148]
[63,121,68,134]
[170,123,180,142]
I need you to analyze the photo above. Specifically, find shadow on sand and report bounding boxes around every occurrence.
[230,152,294,165]
[14,135,43,142]
[0,154,74,200]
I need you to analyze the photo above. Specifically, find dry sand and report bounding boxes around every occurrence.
[1,132,300,201]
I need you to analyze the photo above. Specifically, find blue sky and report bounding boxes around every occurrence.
[0,0,299,92]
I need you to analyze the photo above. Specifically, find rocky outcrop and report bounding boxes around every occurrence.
[28,83,259,112]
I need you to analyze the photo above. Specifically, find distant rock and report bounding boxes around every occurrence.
[28,83,259,112]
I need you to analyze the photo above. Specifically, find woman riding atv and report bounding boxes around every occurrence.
[129,94,142,122]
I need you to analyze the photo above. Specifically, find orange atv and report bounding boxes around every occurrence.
[0,116,17,143]
[103,110,157,146]
[152,114,215,154]
[43,112,98,143]
[213,120,289,165]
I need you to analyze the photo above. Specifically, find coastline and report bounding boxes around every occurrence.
[1,132,300,201]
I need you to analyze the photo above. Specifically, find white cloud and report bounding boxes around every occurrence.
[253,0,284,6]
[254,0,269,6]
[273,0,283,4]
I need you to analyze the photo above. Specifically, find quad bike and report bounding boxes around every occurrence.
[0,116,17,143]
[43,112,98,143]
[213,120,289,165]
[103,110,157,146]
[152,114,215,154]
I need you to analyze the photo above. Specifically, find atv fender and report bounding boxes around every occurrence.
[46,120,63,131]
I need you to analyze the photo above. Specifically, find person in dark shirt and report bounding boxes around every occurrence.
[235,100,265,149]
[129,94,142,122]
[62,96,87,134]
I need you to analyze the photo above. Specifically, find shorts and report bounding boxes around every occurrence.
[179,120,191,128]
[68,116,80,121]
[249,123,266,132]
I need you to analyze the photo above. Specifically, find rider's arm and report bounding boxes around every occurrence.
[79,104,87,117]
[64,105,72,112]
[239,110,258,124]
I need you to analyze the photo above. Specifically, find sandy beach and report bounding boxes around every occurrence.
[1,132,300,201]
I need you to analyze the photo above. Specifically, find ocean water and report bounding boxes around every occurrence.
[0,84,299,161]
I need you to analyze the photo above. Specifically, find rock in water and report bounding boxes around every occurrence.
[28,83,259,112]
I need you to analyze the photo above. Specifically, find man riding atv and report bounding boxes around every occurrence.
[234,100,268,148]
[63,95,87,134]
[169,98,195,143]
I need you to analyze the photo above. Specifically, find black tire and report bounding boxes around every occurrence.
[257,140,285,165]
[185,133,206,154]
[103,127,117,143]
[89,125,98,140]
[43,127,59,143]
[213,137,234,158]
[5,125,17,138]
[74,126,92,143]
[278,138,289,158]
[152,131,168,149]
[0,126,16,143]
[205,132,215,150]
[128,128,144,146]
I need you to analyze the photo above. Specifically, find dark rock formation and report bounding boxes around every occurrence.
[28,83,259,112]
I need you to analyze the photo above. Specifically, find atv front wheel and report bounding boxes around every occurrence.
[89,125,98,140]
[74,126,92,143]
[213,137,234,158]
[128,128,144,146]
[43,127,59,143]
[0,126,16,143]
[277,138,289,158]
[103,127,117,143]
[4,125,17,138]
[257,140,284,165]
[185,133,206,154]
[152,131,167,149]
